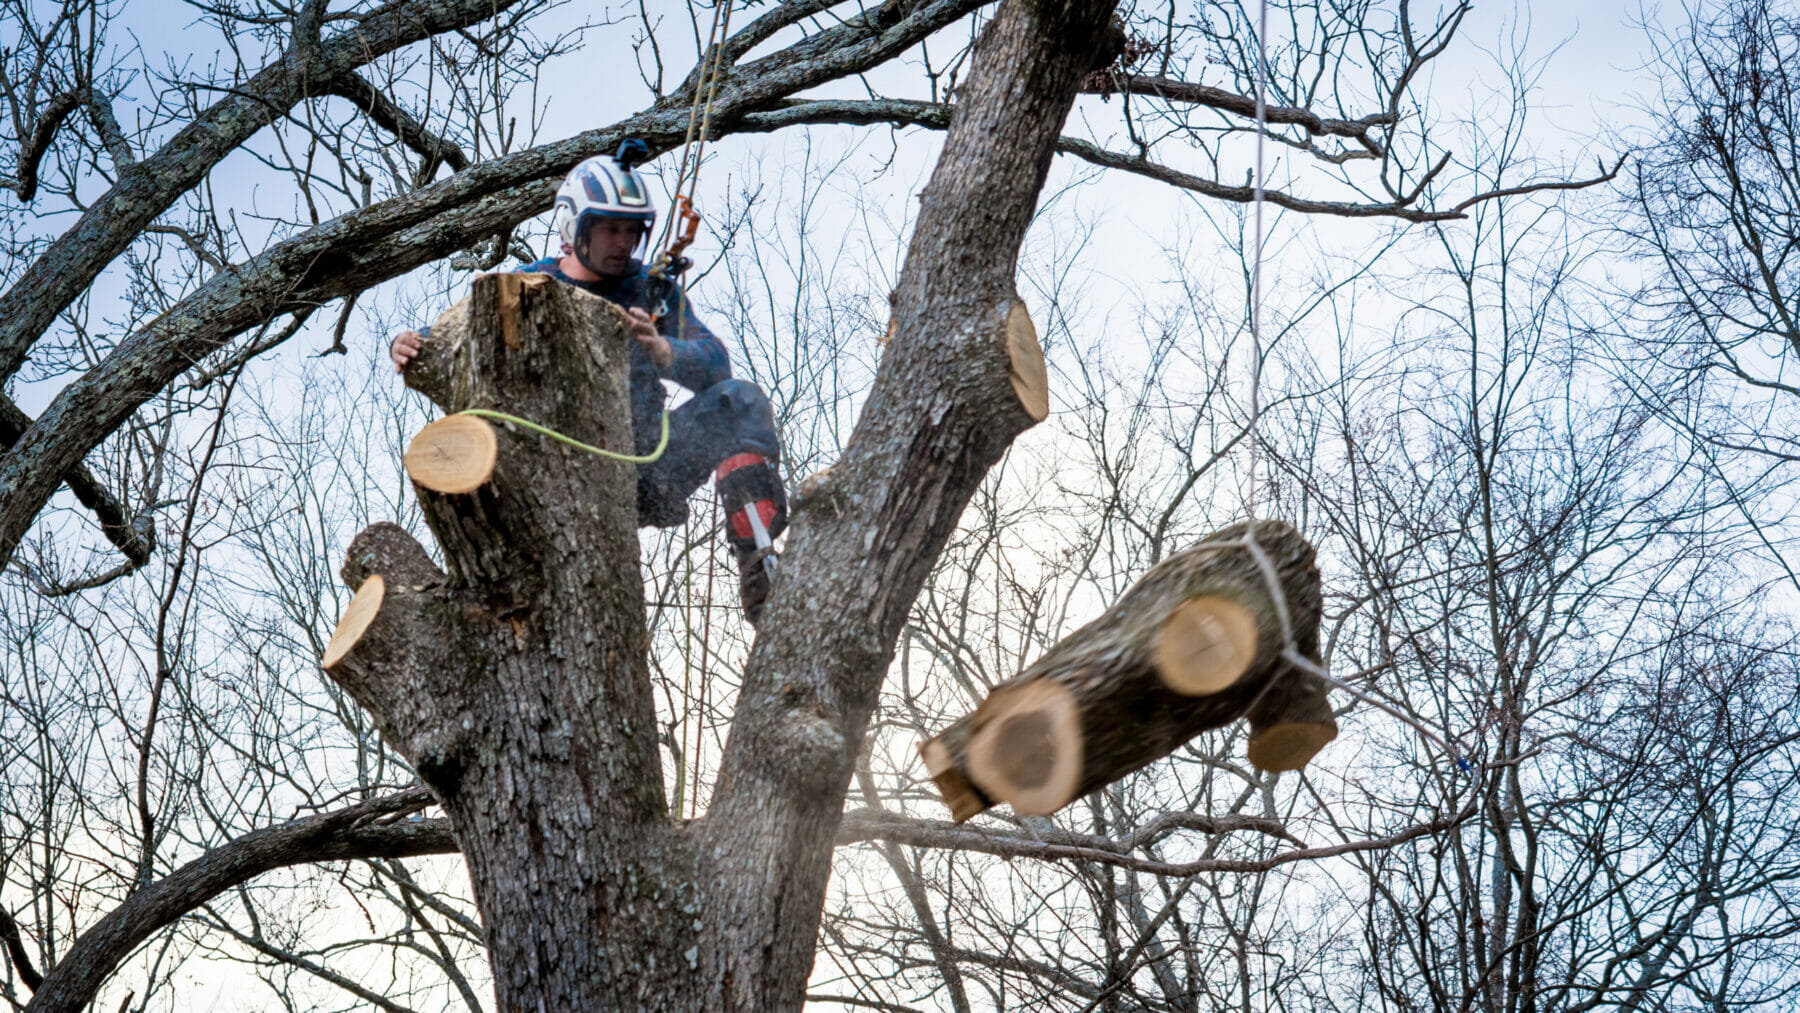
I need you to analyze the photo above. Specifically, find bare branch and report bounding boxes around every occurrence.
[10,87,85,202]
[0,907,43,993]
[1087,73,1396,139]
[837,802,1471,876]
[322,72,471,179]
[26,789,454,1013]
[736,98,1617,222]
[0,396,153,568]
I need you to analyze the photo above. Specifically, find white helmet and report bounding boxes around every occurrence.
[554,143,657,268]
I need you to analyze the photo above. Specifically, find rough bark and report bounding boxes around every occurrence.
[694,0,1125,1007]
[318,0,1123,1006]
[920,520,1338,822]
[322,275,697,1009]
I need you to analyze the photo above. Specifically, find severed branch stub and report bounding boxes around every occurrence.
[920,519,1337,822]
[404,413,497,494]
[1003,299,1049,423]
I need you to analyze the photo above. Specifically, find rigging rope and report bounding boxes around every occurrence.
[656,0,736,269]
[456,407,671,464]
[1234,0,1467,770]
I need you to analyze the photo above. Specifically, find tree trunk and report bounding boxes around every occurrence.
[321,0,1126,1006]
[325,274,697,1008]
[921,520,1338,822]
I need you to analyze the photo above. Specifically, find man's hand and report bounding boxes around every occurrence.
[391,330,424,373]
[627,307,673,372]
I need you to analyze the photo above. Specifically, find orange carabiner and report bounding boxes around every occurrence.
[666,194,702,263]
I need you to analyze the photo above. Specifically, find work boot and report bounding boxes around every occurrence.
[715,453,787,553]
[736,545,777,626]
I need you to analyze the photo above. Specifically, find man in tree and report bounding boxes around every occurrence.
[390,145,787,624]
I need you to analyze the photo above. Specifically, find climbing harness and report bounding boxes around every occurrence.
[455,407,670,465]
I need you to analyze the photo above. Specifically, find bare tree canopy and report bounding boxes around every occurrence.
[2,1,1795,1012]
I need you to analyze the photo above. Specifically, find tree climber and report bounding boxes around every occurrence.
[389,147,787,625]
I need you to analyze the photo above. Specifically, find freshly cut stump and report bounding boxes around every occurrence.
[966,681,1081,817]
[405,414,497,494]
[322,575,386,670]
[1153,595,1258,695]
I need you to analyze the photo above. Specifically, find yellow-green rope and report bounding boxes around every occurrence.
[455,408,670,464]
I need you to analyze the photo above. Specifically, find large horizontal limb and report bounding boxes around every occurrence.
[24,790,454,1013]
[0,0,539,388]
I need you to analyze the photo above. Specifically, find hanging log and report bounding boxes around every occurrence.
[920,519,1336,820]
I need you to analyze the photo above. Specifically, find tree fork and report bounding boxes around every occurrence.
[921,520,1338,821]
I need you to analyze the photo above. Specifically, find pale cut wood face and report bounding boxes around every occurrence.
[322,574,385,670]
[404,414,498,495]
[1154,595,1259,695]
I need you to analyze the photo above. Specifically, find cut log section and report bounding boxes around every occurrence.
[322,574,386,670]
[405,414,498,494]
[965,681,1082,816]
[920,519,1335,821]
[1245,658,1338,772]
[919,738,986,823]
[1003,300,1049,423]
[1247,721,1337,772]
[1153,595,1258,695]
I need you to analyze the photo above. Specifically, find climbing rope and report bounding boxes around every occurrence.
[654,0,735,275]
[659,2,738,820]
[456,407,671,464]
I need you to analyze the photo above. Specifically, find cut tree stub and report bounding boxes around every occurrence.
[404,414,497,494]
[1153,595,1258,695]
[966,680,1082,816]
[1003,300,1049,423]
[322,574,386,670]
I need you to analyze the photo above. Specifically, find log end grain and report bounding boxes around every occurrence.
[967,680,1082,817]
[919,738,987,823]
[1152,595,1258,696]
[405,414,497,494]
[322,574,386,670]
[1246,720,1337,772]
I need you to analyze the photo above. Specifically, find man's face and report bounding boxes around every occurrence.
[581,218,646,277]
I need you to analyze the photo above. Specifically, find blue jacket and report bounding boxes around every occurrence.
[517,257,732,454]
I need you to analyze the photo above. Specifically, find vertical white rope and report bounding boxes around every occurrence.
[1247,0,1270,526]
[1236,2,1471,774]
